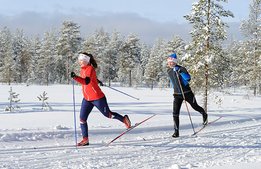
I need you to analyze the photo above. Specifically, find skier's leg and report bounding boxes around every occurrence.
[172,95,183,137]
[185,92,208,124]
[79,98,93,138]
[93,97,131,128]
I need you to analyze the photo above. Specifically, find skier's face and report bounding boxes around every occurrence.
[79,60,88,67]
[167,61,176,68]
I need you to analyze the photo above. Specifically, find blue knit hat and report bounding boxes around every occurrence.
[167,53,177,63]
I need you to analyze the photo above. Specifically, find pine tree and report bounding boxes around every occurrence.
[37,91,52,111]
[12,29,31,83]
[240,0,261,95]
[101,30,122,86]
[0,27,14,84]
[27,36,42,84]
[140,43,151,86]
[226,40,245,88]
[184,0,234,112]
[118,34,141,87]
[5,87,20,112]
[40,31,58,85]
[57,21,81,84]
[144,38,166,89]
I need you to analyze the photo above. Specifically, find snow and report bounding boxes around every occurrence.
[0,84,261,169]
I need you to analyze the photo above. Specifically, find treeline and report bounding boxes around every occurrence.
[0,0,260,99]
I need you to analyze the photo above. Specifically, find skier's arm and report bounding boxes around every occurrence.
[179,68,191,86]
[71,72,90,85]
[74,76,90,85]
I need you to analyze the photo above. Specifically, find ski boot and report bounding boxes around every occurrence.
[77,137,89,146]
[123,115,131,129]
[203,113,208,125]
[172,129,179,138]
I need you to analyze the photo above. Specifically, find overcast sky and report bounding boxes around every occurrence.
[0,0,251,43]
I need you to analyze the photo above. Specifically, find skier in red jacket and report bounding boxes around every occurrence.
[71,52,131,146]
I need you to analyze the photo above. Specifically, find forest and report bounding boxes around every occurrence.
[0,0,260,110]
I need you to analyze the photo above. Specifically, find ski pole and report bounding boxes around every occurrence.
[175,71,196,134]
[104,85,140,100]
[72,79,78,148]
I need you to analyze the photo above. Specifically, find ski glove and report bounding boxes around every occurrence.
[71,72,76,78]
[97,79,104,86]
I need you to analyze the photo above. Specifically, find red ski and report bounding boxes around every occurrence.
[192,116,223,136]
[106,114,156,146]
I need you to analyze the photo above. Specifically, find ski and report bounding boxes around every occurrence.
[0,144,103,154]
[191,116,223,136]
[106,114,156,146]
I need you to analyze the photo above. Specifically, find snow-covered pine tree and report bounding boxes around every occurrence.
[139,43,151,86]
[5,87,20,112]
[240,0,261,95]
[37,91,52,111]
[39,31,58,85]
[101,30,122,86]
[226,41,246,88]
[12,29,31,83]
[144,38,166,89]
[82,35,96,54]
[118,33,141,87]
[184,0,234,112]
[27,36,42,84]
[165,36,186,58]
[57,21,81,84]
[0,27,15,84]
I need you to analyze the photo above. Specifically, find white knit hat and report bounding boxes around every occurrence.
[78,53,90,63]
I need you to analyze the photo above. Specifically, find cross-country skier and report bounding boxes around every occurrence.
[167,53,208,138]
[71,52,131,146]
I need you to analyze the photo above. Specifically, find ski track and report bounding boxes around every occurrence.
[1,120,261,169]
[1,85,261,168]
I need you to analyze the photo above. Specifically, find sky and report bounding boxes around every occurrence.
[0,0,252,43]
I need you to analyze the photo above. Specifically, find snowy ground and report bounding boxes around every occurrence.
[0,84,260,169]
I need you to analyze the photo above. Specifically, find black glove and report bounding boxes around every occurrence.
[71,72,76,78]
[97,79,104,86]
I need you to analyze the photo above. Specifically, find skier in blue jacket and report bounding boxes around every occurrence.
[167,53,208,137]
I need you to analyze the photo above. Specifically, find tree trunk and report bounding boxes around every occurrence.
[203,0,211,113]
[204,63,209,113]
[129,70,132,87]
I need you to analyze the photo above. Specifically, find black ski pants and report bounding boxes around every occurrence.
[173,91,205,117]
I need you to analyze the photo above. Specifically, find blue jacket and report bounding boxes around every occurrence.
[167,65,192,95]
